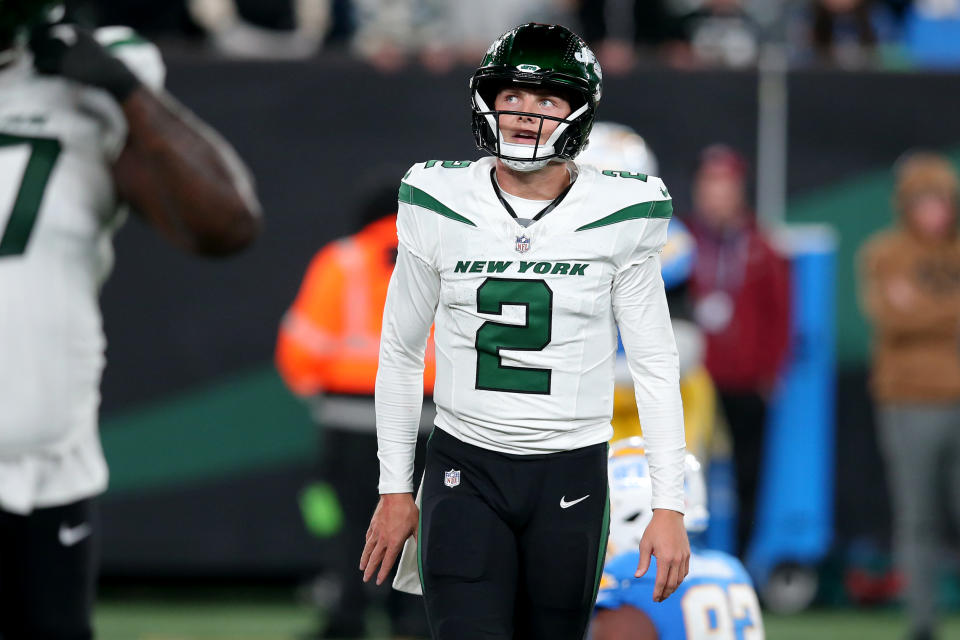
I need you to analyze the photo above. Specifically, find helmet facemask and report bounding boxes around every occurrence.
[472,79,590,172]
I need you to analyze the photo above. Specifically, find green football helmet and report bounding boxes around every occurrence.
[470,23,602,171]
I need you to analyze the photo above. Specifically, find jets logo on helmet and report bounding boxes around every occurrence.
[574,46,602,91]
[470,23,602,172]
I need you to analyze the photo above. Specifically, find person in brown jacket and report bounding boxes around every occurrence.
[859,151,960,640]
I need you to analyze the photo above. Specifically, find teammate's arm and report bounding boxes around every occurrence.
[613,254,690,602]
[360,243,440,585]
[30,24,261,256]
[592,606,659,640]
[112,88,261,256]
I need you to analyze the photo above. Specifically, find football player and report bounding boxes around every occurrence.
[359,23,689,639]
[593,438,765,640]
[0,2,261,638]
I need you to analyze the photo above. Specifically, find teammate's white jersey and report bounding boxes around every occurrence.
[376,157,687,512]
[0,28,164,513]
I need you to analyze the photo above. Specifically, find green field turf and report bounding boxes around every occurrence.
[93,597,960,640]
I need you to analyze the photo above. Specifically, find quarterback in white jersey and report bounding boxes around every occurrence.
[0,3,260,637]
[360,23,689,640]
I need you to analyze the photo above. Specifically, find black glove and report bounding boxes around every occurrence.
[29,23,140,102]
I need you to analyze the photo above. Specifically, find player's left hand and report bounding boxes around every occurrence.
[635,508,690,603]
[30,23,140,101]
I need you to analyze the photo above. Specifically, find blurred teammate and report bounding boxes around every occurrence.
[593,439,765,640]
[361,23,689,639]
[276,185,433,638]
[0,3,261,637]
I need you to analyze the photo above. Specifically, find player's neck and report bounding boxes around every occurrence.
[495,160,571,201]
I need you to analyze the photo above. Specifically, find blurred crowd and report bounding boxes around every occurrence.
[65,0,960,70]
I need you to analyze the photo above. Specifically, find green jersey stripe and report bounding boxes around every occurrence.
[398,182,477,227]
[105,35,150,50]
[575,199,672,231]
[588,483,611,610]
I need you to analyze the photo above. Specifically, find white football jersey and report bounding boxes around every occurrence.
[377,157,686,511]
[0,28,164,513]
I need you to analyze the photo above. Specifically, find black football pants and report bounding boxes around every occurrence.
[418,427,609,640]
[0,498,98,640]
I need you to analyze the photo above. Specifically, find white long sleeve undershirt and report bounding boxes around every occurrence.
[376,245,441,494]
[613,256,687,513]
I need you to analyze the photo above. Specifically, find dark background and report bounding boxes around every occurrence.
[96,59,960,576]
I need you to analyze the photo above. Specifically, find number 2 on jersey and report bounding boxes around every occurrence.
[475,278,553,394]
[0,134,61,257]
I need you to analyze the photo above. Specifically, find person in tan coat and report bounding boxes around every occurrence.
[859,151,960,640]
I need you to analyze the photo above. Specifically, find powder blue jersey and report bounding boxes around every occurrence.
[595,548,765,640]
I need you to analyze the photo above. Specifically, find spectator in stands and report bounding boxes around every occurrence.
[789,0,901,67]
[902,0,960,68]
[686,145,792,558]
[576,0,677,73]
[859,152,960,640]
[351,0,571,72]
[188,0,332,59]
[672,0,762,68]
[276,184,435,639]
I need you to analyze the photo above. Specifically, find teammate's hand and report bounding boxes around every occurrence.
[30,23,140,101]
[359,492,418,586]
[635,509,690,603]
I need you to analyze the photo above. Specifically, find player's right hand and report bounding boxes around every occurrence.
[360,492,418,586]
[30,23,140,101]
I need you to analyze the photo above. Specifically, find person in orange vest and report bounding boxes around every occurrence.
[277,185,435,639]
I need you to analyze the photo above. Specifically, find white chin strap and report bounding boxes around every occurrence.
[476,91,588,172]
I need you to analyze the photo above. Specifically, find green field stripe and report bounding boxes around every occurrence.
[398,182,476,226]
[576,199,672,231]
[101,368,313,494]
[95,599,315,640]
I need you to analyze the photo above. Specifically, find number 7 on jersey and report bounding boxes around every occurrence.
[0,134,61,257]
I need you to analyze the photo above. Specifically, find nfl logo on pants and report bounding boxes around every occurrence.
[444,469,460,488]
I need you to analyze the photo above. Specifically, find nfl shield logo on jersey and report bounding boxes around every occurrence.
[515,235,531,253]
[444,469,461,488]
